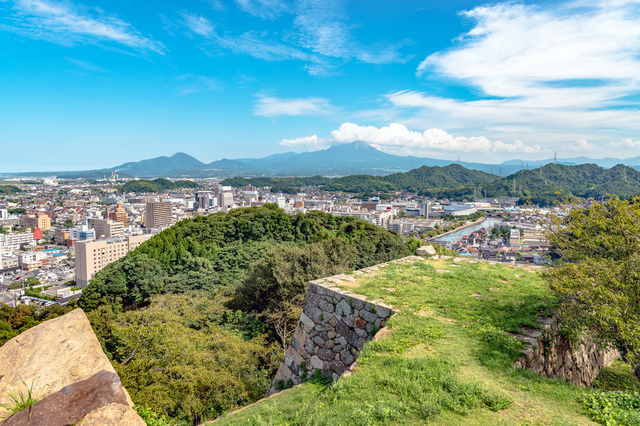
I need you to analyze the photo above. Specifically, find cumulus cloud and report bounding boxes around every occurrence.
[608,138,640,149]
[254,95,334,116]
[563,139,597,151]
[3,0,164,53]
[330,122,541,153]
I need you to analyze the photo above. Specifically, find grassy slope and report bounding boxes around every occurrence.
[214,259,598,425]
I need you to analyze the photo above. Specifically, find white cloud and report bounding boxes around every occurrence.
[330,122,541,153]
[254,95,334,116]
[563,139,597,151]
[280,135,329,149]
[4,0,164,53]
[235,0,292,20]
[182,12,214,38]
[386,1,640,156]
[608,138,640,149]
[293,0,409,65]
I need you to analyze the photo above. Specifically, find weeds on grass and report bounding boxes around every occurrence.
[135,406,189,426]
[582,391,640,425]
[0,378,47,421]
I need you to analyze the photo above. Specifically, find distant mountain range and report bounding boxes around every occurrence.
[4,141,640,178]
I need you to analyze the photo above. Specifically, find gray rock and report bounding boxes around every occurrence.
[336,299,352,316]
[310,356,323,370]
[416,245,437,256]
[312,335,326,347]
[340,349,355,365]
[336,336,347,347]
[347,330,359,348]
[318,349,335,361]
[333,344,343,353]
[361,309,378,323]
[329,360,346,375]
[336,321,349,337]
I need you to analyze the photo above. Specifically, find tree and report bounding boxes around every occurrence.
[63,219,73,227]
[546,197,640,376]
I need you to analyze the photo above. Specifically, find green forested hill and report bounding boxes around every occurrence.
[120,178,199,193]
[75,205,410,424]
[423,163,640,206]
[224,164,494,194]
[0,185,21,195]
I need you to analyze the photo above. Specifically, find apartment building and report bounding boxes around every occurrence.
[75,234,148,288]
[88,218,124,238]
[20,213,51,231]
[145,201,172,228]
[0,232,35,250]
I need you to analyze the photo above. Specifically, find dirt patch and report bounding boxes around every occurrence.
[470,293,482,298]
[436,269,450,273]
[489,287,500,291]
[381,287,396,292]
[373,327,392,341]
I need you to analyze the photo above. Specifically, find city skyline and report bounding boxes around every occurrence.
[3,0,640,172]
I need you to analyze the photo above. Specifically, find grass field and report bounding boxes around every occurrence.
[212,257,636,425]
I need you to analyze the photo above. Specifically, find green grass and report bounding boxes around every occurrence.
[1,378,46,421]
[212,258,617,425]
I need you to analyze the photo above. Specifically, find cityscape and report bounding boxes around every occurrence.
[2,0,640,424]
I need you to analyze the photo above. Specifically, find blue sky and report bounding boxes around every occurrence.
[2,0,640,172]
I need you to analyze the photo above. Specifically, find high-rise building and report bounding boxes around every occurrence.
[145,201,172,228]
[0,232,35,250]
[20,213,51,231]
[88,218,124,238]
[75,235,148,288]
[108,203,128,226]
[218,192,234,210]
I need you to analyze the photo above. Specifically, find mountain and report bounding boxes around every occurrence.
[6,141,640,179]
[113,152,205,176]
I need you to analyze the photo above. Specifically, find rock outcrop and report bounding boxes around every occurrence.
[416,245,437,256]
[514,318,620,387]
[4,370,130,426]
[0,308,143,424]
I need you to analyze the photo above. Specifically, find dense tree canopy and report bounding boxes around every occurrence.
[546,197,640,374]
[120,178,199,193]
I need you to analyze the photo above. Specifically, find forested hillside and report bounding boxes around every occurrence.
[73,205,409,424]
[225,163,640,206]
[119,178,199,193]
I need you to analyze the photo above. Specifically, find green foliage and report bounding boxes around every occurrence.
[0,304,75,346]
[109,294,279,425]
[221,176,331,188]
[0,378,46,420]
[121,178,199,193]
[0,185,21,195]
[546,198,640,369]
[8,208,26,214]
[134,406,187,426]
[583,391,640,425]
[594,361,640,392]
[25,277,39,287]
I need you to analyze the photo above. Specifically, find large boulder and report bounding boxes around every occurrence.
[3,370,139,426]
[80,403,146,426]
[416,245,437,256]
[0,309,133,409]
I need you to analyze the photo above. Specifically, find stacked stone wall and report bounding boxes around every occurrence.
[266,258,421,396]
[514,318,620,387]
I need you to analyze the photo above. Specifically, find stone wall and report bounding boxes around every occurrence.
[514,317,619,387]
[266,258,421,396]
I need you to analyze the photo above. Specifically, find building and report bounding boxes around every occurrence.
[89,218,124,238]
[75,234,148,288]
[444,205,477,217]
[0,232,35,250]
[54,229,71,244]
[0,255,19,272]
[218,192,234,210]
[20,213,51,231]
[18,251,48,270]
[108,203,128,226]
[70,223,95,241]
[145,201,172,228]
[509,228,521,248]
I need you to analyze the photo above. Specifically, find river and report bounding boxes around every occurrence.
[433,217,503,243]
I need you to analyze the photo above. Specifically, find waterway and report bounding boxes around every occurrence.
[433,217,503,243]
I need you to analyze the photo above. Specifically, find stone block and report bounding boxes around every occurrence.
[79,403,146,426]
[347,330,359,348]
[300,312,315,330]
[336,321,349,337]
[327,330,336,339]
[416,245,437,256]
[318,348,335,361]
[328,317,338,327]
[355,317,366,329]
[356,337,365,351]
[344,315,356,328]
[375,305,391,318]
[333,344,343,353]
[336,299,352,316]
[329,360,346,375]
[340,349,355,366]
[361,309,378,323]
[355,328,368,338]
[336,335,347,347]
[310,355,323,370]
[312,335,326,347]
[4,371,130,426]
